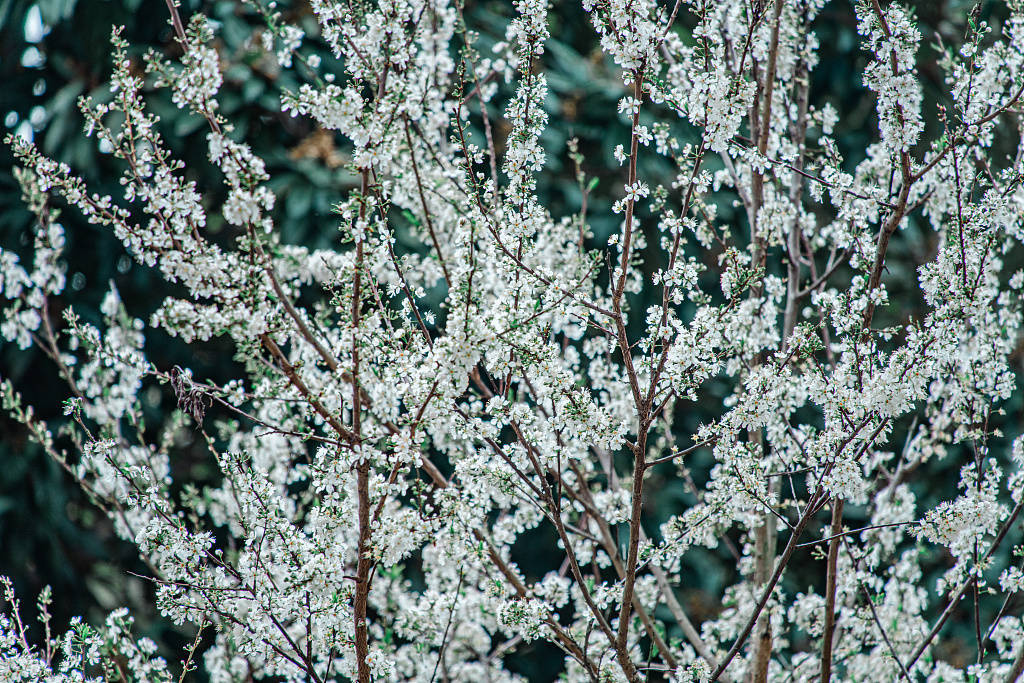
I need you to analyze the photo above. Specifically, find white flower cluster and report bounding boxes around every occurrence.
[0,579,173,683]
[857,1,923,154]
[4,0,1024,681]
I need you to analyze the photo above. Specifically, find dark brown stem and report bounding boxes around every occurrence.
[565,465,678,672]
[614,441,648,682]
[402,117,452,287]
[861,0,915,335]
[612,68,650,678]
[611,68,647,408]
[711,491,823,681]
[841,538,912,682]
[906,495,1024,671]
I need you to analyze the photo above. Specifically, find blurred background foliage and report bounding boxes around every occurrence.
[1,0,1022,679]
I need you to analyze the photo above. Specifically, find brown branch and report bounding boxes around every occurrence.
[711,491,824,681]
[905,495,1024,671]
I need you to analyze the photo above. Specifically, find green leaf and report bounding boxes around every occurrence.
[37,0,75,23]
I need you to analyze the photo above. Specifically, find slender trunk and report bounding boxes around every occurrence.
[749,475,778,683]
[748,3,786,678]
[819,498,844,682]
[353,170,370,683]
